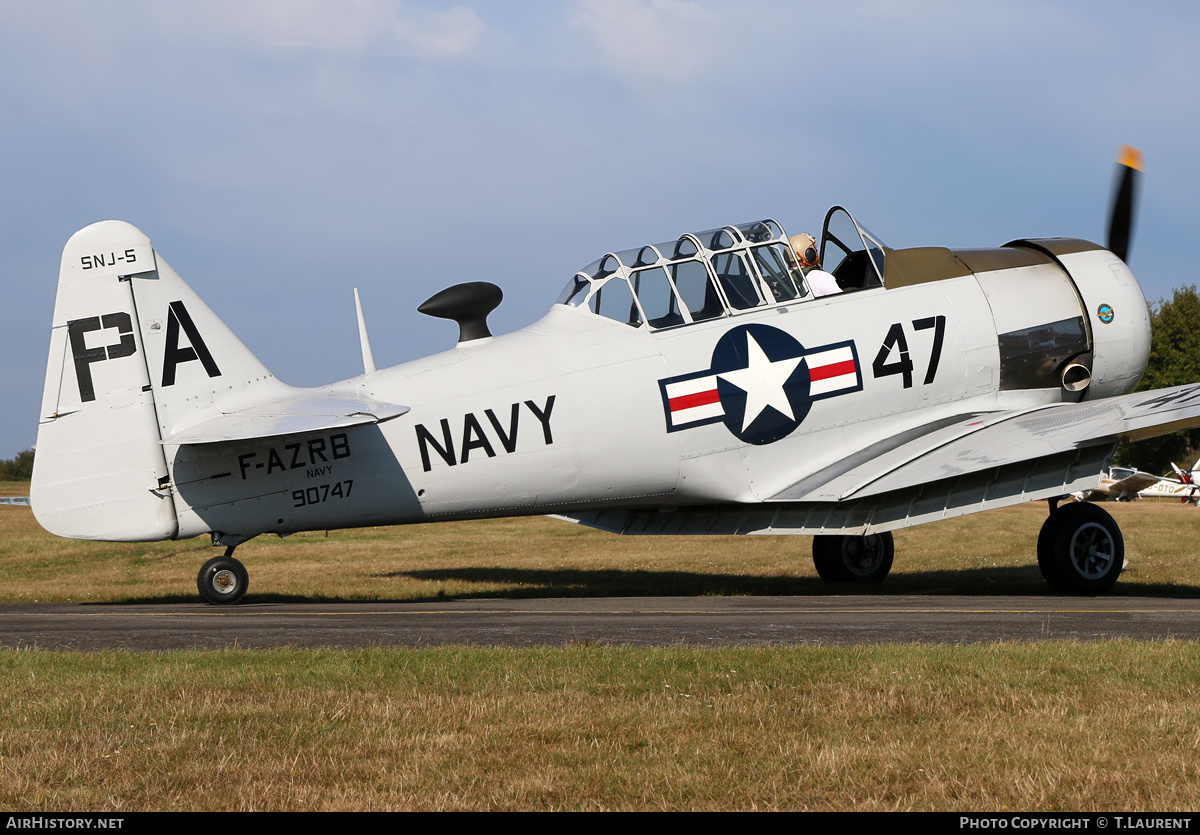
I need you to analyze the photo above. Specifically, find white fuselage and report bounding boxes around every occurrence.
[163,243,1149,544]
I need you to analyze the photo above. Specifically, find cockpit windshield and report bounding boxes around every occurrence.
[819,207,889,291]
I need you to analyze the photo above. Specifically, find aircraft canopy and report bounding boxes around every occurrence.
[557,212,890,331]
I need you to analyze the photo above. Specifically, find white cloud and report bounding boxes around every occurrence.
[0,1,492,82]
[569,0,723,82]
[219,0,490,58]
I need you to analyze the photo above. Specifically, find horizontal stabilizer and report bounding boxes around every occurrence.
[162,392,409,444]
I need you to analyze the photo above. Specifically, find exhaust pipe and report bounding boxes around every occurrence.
[1061,362,1091,392]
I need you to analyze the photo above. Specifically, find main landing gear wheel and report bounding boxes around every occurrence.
[197,553,249,605]
[812,532,894,583]
[1037,501,1123,595]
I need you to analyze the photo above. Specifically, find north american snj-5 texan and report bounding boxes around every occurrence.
[30,147,1200,603]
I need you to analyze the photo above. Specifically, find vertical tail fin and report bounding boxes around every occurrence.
[32,221,286,541]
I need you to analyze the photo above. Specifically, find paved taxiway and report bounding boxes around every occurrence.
[0,596,1198,650]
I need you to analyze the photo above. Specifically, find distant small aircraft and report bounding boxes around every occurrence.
[29,147,1200,602]
[1137,459,1200,504]
[1079,466,1169,502]
[1083,458,1200,503]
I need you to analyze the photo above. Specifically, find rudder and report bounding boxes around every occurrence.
[33,221,178,540]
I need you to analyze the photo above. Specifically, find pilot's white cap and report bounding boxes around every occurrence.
[789,233,818,266]
[789,233,815,252]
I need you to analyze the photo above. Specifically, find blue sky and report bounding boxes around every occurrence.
[3,0,1199,458]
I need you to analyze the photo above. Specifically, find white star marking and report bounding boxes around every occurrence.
[717,332,804,432]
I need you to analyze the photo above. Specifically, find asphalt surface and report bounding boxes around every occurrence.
[1,595,1199,650]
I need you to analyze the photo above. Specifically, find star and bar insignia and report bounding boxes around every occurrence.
[658,324,862,445]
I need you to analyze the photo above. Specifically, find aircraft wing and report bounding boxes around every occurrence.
[1102,471,1168,496]
[561,383,1200,537]
[772,382,1200,503]
[161,392,409,445]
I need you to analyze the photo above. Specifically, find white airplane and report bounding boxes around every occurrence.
[1137,459,1200,504]
[29,147,1200,603]
[1081,466,1176,501]
[1080,457,1200,502]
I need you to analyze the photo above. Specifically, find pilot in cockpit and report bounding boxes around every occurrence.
[790,233,841,298]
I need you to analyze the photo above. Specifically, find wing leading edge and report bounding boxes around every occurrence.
[771,382,1200,503]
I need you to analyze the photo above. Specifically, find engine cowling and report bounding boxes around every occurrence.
[1007,238,1150,400]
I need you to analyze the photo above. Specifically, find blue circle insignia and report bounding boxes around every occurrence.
[1097,304,1115,324]
[710,324,812,445]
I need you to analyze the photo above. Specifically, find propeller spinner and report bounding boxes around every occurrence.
[1107,145,1143,263]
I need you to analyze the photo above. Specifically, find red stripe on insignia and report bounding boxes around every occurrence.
[808,359,857,381]
[669,389,720,412]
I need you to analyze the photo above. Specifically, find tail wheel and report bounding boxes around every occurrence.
[197,555,249,605]
[1037,502,1123,595]
[812,532,894,583]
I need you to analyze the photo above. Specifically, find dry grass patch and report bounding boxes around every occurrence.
[5,483,1200,811]
[2,487,1200,601]
[1,643,1199,811]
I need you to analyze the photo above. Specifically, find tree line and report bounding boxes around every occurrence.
[0,449,33,481]
[1115,285,1200,476]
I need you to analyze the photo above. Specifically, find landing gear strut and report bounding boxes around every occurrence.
[812,532,895,583]
[1037,501,1123,595]
[197,546,250,605]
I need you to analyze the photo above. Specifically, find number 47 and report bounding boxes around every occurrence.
[871,315,946,388]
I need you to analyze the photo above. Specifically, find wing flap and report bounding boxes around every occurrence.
[559,442,1113,535]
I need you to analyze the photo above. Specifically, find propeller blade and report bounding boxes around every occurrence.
[1170,461,1193,486]
[1107,145,1142,262]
